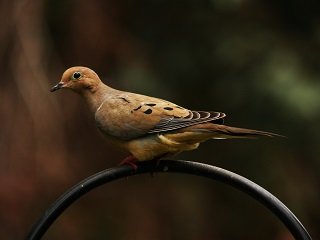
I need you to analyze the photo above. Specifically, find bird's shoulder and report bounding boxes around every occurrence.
[99,91,190,118]
[94,90,226,140]
[94,91,191,139]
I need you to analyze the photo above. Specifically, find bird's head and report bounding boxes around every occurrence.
[51,66,102,94]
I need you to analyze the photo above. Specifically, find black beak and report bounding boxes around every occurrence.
[50,82,64,92]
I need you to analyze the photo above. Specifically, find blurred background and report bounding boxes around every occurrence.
[0,0,319,239]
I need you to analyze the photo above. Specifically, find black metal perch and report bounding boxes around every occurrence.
[26,160,312,240]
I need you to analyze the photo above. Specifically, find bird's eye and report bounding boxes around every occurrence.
[72,72,82,80]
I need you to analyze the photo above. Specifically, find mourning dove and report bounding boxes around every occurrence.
[51,66,279,167]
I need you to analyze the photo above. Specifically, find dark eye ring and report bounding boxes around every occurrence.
[72,72,82,80]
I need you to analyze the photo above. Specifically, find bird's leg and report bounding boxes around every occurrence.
[153,152,170,166]
[148,153,170,177]
[119,155,138,170]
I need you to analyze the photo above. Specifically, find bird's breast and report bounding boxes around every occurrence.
[125,133,199,161]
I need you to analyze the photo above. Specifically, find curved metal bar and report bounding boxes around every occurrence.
[26,160,312,240]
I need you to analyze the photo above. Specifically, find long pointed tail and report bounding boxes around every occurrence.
[213,125,282,138]
[177,123,283,140]
[163,123,282,145]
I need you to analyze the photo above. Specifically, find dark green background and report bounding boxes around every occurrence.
[0,0,319,239]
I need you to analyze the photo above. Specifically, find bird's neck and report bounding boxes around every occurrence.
[82,83,117,114]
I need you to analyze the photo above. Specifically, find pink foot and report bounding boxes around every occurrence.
[119,155,138,170]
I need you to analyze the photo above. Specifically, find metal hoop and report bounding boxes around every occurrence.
[26,160,312,240]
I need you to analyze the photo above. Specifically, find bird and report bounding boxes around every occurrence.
[51,66,280,168]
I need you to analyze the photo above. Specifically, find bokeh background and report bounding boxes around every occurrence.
[1,0,319,239]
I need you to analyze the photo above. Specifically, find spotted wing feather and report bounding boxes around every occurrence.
[148,111,226,133]
[95,90,226,139]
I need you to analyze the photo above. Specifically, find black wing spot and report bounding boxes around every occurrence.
[164,107,174,111]
[146,103,156,107]
[144,109,152,114]
[133,105,142,111]
[119,97,130,103]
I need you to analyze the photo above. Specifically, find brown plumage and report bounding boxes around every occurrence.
[51,66,280,163]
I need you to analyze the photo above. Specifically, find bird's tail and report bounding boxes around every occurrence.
[209,124,281,139]
[166,123,282,144]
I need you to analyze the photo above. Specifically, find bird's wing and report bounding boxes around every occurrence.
[95,91,226,140]
[148,110,225,133]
